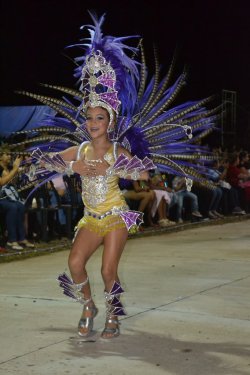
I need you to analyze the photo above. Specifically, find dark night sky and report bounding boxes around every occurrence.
[1,0,250,110]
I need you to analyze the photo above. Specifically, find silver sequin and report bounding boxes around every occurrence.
[81,175,108,207]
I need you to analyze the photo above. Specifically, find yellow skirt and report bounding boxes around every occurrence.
[75,214,127,237]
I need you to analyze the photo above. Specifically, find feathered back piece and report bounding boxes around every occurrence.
[72,12,140,123]
[13,12,218,190]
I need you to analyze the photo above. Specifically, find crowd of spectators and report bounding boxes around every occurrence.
[0,144,249,252]
[0,146,35,250]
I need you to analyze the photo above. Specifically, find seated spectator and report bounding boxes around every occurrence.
[239,151,250,175]
[149,172,175,226]
[226,153,248,213]
[123,180,155,226]
[172,176,203,223]
[217,158,245,215]
[63,174,84,226]
[0,149,34,250]
[48,175,84,237]
[238,151,250,206]
[206,161,224,219]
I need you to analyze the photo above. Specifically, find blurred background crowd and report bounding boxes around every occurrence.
[0,142,249,252]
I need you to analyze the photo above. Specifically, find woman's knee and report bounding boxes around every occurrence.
[101,265,117,283]
[150,190,155,200]
[19,203,26,215]
[6,202,19,215]
[68,252,86,274]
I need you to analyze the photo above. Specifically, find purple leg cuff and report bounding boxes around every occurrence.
[104,281,127,317]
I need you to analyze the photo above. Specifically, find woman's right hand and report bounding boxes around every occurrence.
[72,160,97,177]
[13,156,22,170]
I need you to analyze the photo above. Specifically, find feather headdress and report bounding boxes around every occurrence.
[13,12,218,190]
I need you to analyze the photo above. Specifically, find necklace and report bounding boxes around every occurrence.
[85,158,103,166]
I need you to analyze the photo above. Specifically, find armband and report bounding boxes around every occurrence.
[65,161,75,176]
[106,153,156,180]
[25,148,75,180]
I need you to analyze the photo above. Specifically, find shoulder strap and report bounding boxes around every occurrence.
[77,141,90,160]
[113,142,118,160]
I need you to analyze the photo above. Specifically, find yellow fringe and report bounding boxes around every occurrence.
[76,215,127,237]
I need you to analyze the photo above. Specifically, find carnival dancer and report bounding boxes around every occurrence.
[56,106,150,339]
[12,12,218,339]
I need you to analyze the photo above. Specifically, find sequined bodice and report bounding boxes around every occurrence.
[81,175,109,207]
[78,142,126,214]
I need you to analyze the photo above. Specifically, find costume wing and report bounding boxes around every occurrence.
[6,12,218,194]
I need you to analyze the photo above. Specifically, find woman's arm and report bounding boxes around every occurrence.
[132,180,150,192]
[59,146,78,161]
[60,146,96,176]
[173,177,186,192]
[133,180,141,192]
[219,168,227,180]
[0,157,22,186]
[239,166,250,179]
[117,146,149,180]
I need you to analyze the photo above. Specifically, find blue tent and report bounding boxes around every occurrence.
[0,106,56,138]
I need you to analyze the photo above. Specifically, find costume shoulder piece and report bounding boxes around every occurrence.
[77,141,90,160]
[9,12,218,192]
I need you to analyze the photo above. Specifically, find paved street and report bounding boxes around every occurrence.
[0,220,250,375]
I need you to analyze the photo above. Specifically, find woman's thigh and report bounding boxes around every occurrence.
[124,191,150,201]
[102,228,128,271]
[69,228,103,264]
[0,199,18,213]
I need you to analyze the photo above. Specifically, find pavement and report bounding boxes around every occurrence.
[0,218,250,375]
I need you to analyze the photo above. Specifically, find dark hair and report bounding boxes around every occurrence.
[239,151,248,162]
[228,153,239,165]
[85,106,116,123]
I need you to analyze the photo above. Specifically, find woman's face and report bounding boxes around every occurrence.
[0,153,11,165]
[85,106,110,139]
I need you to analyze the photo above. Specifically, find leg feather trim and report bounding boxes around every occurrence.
[104,281,126,316]
[57,272,91,304]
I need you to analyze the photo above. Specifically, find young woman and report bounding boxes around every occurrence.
[16,12,217,340]
[59,106,149,339]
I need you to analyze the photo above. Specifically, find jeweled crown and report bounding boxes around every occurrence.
[80,50,121,125]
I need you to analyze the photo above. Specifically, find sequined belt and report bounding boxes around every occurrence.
[84,206,128,220]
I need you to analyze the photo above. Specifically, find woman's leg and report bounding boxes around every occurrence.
[69,227,103,299]
[208,189,217,211]
[101,227,128,338]
[101,227,128,291]
[1,200,19,242]
[146,190,156,225]
[185,191,199,213]
[124,191,152,213]
[124,190,155,226]
[68,227,103,336]
[176,192,184,220]
[212,187,223,211]
[157,197,166,221]
[15,201,26,242]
